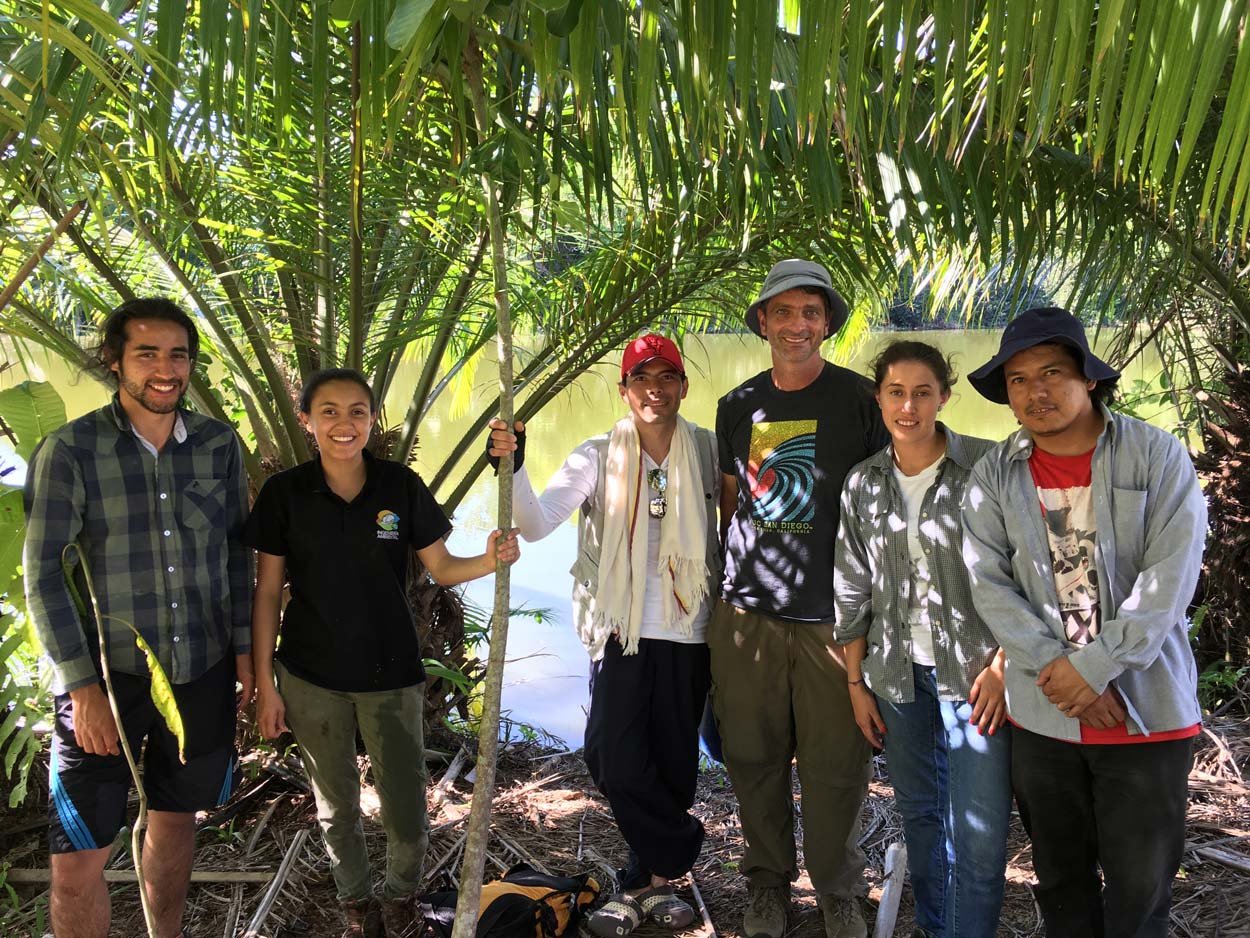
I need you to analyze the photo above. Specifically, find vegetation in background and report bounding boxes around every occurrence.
[0,380,63,808]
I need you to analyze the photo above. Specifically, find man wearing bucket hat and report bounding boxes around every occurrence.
[486,334,722,936]
[961,306,1206,938]
[712,260,888,938]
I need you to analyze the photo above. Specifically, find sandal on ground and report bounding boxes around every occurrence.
[636,886,697,929]
[586,893,645,937]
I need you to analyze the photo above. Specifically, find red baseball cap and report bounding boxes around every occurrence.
[620,334,685,380]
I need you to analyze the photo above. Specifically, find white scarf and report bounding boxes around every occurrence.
[595,415,709,654]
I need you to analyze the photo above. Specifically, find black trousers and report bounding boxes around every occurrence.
[583,637,711,889]
[1012,726,1194,938]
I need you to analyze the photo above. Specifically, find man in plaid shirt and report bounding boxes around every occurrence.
[23,298,253,938]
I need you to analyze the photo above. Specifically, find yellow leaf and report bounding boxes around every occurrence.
[121,622,187,765]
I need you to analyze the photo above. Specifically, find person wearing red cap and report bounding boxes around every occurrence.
[487,333,722,936]
[962,306,1207,938]
[712,260,889,938]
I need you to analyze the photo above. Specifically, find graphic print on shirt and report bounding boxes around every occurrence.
[1037,489,1100,645]
[747,420,816,534]
[376,509,400,540]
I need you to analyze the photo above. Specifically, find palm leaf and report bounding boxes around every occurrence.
[0,382,68,462]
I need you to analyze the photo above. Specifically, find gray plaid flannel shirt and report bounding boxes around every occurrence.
[23,397,252,694]
[834,426,997,703]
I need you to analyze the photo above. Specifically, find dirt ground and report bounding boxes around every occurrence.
[2,716,1248,937]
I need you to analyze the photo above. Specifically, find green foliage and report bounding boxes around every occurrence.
[0,490,24,600]
[0,382,64,808]
[1114,376,1201,441]
[423,598,555,706]
[1187,606,1246,715]
[0,617,47,808]
[422,659,476,696]
[0,382,67,462]
[2,0,1248,770]
[0,865,47,938]
[1197,660,1250,715]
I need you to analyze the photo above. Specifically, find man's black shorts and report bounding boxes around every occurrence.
[48,654,238,854]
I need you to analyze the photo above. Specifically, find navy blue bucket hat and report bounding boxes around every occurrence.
[746,259,849,340]
[968,306,1120,404]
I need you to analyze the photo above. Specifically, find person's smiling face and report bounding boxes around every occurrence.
[757,288,830,366]
[302,380,377,463]
[111,318,192,415]
[619,359,688,426]
[876,359,949,448]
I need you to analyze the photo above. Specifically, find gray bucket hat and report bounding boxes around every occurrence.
[746,259,849,340]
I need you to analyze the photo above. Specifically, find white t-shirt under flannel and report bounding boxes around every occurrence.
[892,456,944,667]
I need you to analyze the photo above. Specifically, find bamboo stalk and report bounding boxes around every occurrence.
[245,796,285,856]
[687,872,717,938]
[242,827,311,938]
[223,886,243,938]
[2,869,277,884]
[67,546,158,938]
[450,29,519,938]
[432,747,470,807]
[872,842,908,938]
[424,829,470,884]
[1193,846,1250,875]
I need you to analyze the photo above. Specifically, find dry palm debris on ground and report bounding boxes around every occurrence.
[2,718,1248,937]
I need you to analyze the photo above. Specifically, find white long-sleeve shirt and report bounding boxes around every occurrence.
[513,440,709,643]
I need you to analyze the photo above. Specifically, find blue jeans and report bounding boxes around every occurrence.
[878,664,1012,938]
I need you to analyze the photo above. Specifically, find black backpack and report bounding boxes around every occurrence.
[419,863,600,938]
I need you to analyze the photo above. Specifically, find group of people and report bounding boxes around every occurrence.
[487,260,1206,938]
[24,300,519,938]
[21,256,1206,938]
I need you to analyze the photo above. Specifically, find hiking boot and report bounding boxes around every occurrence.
[817,894,867,938]
[381,893,420,938]
[340,897,382,938]
[742,884,788,938]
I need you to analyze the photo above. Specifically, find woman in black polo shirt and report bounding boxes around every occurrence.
[245,368,518,938]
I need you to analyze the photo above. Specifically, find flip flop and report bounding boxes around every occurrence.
[636,886,697,929]
[586,893,644,937]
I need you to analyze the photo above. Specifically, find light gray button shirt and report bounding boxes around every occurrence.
[961,407,1206,740]
[834,426,997,703]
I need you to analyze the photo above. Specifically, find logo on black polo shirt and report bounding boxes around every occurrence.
[376,510,400,540]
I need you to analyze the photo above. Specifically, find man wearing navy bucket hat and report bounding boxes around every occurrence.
[961,306,1207,938]
[712,260,889,938]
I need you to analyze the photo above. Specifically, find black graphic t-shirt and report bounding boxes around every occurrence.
[717,362,888,621]
[244,452,451,692]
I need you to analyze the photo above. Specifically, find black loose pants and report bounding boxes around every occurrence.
[1012,726,1194,938]
[583,637,711,889]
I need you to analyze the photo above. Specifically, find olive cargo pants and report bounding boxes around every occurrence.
[708,602,871,897]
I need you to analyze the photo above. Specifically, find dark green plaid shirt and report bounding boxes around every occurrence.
[23,396,252,694]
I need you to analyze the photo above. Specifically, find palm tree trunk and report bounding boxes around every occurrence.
[347,20,366,373]
[0,201,85,317]
[450,33,515,936]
